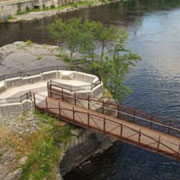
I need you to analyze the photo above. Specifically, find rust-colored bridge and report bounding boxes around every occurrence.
[33,83,180,161]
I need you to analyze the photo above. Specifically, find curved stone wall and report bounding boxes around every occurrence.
[0,69,103,116]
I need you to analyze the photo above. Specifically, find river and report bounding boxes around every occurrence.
[0,0,180,179]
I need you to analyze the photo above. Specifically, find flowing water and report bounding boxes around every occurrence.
[0,0,180,179]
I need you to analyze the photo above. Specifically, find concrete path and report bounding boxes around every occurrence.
[0,81,48,98]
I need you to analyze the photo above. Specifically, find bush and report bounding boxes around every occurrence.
[26,6,30,12]
[7,15,14,19]
[16,10,25,15]
[73,3,78,8]
[25,39,33,46]
[99,0,107,3]
[50,5,55,9]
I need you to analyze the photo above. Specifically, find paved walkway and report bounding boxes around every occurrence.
[0,81,48,99]
[0,79,92,99]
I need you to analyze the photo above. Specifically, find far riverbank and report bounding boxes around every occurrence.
[0,0,121,24]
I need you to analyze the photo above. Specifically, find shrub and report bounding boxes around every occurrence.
[25,39,33,46]
[50,5,55,9]
[73,3,78,8]
[7,15,14,19]
[26,6,30,12]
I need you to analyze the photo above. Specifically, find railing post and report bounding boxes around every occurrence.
[168,120,171,135]
[117,104,120,118]
[103,118,106,133]
[138,129,141,144]
[87,110,90,127]
[73,106,75,121]
[120,123,123,137]
[46,98,48,111]
[157,135,161,151]
[33,93,36,108]
[88,95,90,110]
[62,88,64,101]
[133,108,136,123]
[178,143,180,156]
[49,81,52,97]
[59,101,61,117]
[102,100,104,114]
[74,92,77,105]
[150,116,153,129]
[47,82,49,97]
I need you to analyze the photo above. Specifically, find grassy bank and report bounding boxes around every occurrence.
[19,111,73,180]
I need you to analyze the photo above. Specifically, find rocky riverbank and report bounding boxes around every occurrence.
[0,41,67,76]
[0,111,116,180]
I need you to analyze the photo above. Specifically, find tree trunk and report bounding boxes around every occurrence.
[70,51,73,69]
[101,42,105,61]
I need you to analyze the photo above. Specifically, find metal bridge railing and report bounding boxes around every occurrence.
[46,85,180,138]
[0,65,67,81]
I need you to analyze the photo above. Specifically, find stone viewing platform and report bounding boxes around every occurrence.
[0,68,103,116]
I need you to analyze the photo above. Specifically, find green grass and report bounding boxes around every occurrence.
[7,15,14,19]
[25,39,33,46]
[20,111,73,180]
[36,55,42,61]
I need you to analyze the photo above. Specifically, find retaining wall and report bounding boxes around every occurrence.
[0,0,84,18]
[0,70,100,92]
[0,99,34,116]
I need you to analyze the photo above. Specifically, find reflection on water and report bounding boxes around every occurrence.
[0,0,180,179]
[64,142,180,180]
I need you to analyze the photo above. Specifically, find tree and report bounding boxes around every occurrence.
[48,18,141,101]
[93,22,120,61]
[48,18,95,68]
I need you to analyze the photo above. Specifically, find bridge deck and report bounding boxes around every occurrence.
[35,96,180,161]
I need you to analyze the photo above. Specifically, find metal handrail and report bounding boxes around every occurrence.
[0,65,67,81]
[48,83,180,125]
[47,88,180,137]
